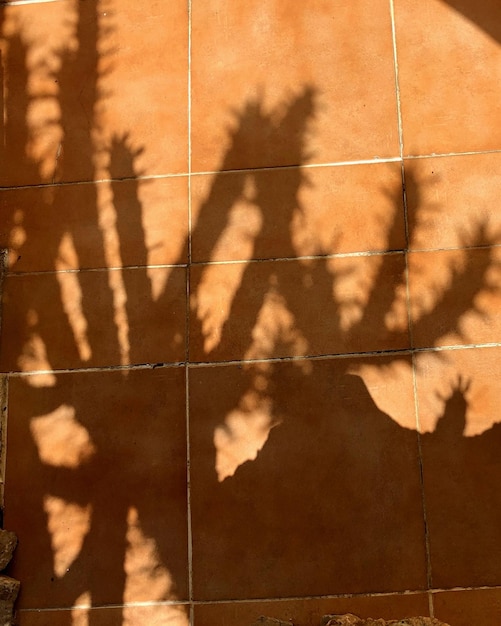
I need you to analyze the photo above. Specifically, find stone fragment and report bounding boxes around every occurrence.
[321,615,450,626]
[0,531,17,572]
[0,575,20,626]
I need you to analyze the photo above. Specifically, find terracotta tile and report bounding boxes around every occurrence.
[433,588,501,626]
[16,604,190,626]
[0,266,186,372]
[1,0,188,186]
[195,594,431,626]
[191,0,399,173]
[0,176,188,273]
[408,248,501,348]
[395,0,501,156]
[191,163,405,263]
[416,346,501,588]
[5,367,188,609]
[189,356,426,600]
[405,154,501,251]
[190,254,409,363]
[0,0,73,187]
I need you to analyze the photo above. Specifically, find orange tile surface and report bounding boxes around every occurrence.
[416,347,501,589]
[408,248,501,348]
[191,163,405,263]
[189,357,426,600]
[405,153,501,251]
[191,0,399,172]
[434,588,501,626]
[0,267,186,371]
[190,254,409,363]
[5,367,188,610]
[0,176,188,273]
[1,0,501,622]
[395,0,501,156]
[0,0,188,186]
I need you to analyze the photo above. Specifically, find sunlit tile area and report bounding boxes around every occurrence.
[1,1,501,625]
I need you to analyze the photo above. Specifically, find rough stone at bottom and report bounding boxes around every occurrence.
[321,616,450,626]
[0,575,20,626]
[0,531,17,572]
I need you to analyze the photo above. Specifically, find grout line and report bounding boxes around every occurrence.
[389,0,404,159]
[19,600,192,613]
[0,0,62,5]
[7,242,501,277]
[186,342,501,369]
[16,584,501,613]
[7,341,500,377]
[404,148,501,160]
[187,1,194,623]
[0,171,190,191]
[412,352,434,596]
[4,264,188,277]
[4,147,501,193]
[6,361,187,377]
[15,584,501,613]
[390,0,434,594]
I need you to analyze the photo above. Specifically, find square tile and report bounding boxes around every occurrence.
[405,153,501,251]
[1,0,188,186]
[191,163,405,263]
[0,267,186,372]
[5,367,188,609]
[189,356,426,600]
[408,247,501,348]
[0,176,188,273]
[433,588,501,626]
[190,253,409,363]
[194,594,431,626]
[395,0,501,155]
[416,346,501,588]
[191,0,399,173]
[0,0,73,187]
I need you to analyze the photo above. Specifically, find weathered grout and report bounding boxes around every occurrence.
[15,584,501,614]
[389,0,434,607]
[0,0,61,5]
[5,242,501,278]
[5,341,501,378]
[186,1,194,623]
[2,148,501,193]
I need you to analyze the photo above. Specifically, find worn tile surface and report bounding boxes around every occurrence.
[5,367,188,610]
[0,176,188,273]
[190,254,409,363]
[191,0,399,172]
[0,0,188,186]
[2,0,501,621]
[395,0,501,156]
[189,357,427,600]
[416,347,501,589]
[433,588,501,626]
[0,266,186,372]
[191,163,405,263]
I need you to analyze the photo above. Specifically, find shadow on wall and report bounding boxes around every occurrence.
[0,1,501,625]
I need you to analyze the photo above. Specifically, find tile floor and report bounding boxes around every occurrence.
[0,0,501,625]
